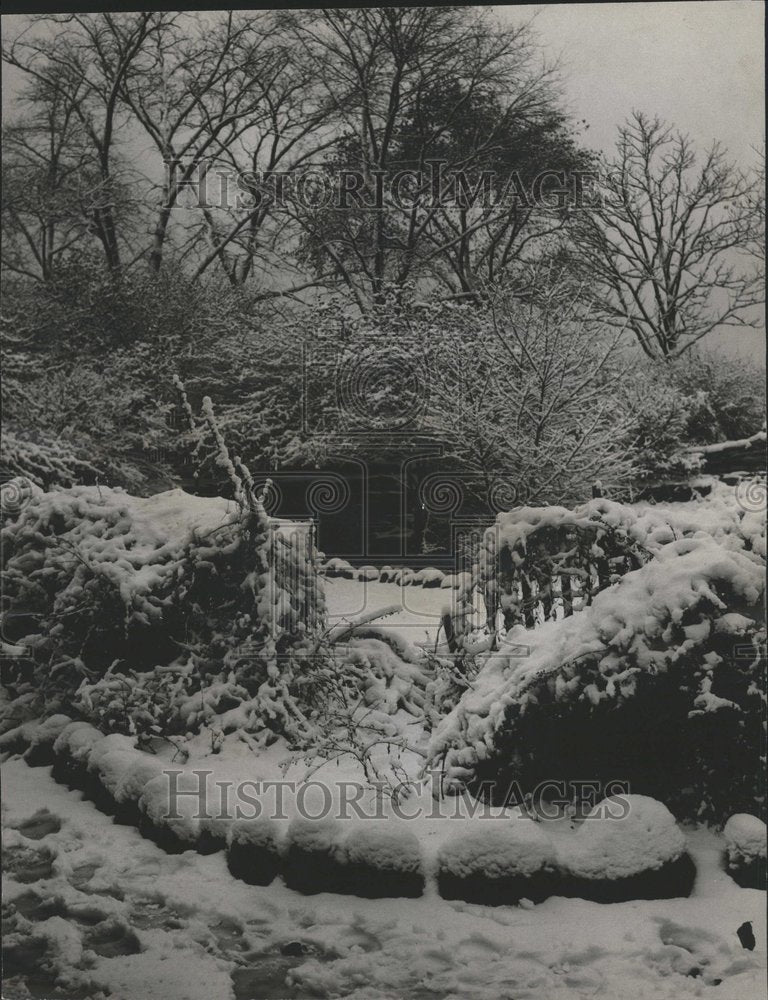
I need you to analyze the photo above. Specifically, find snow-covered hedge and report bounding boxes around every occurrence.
[430,533,765,822]
[723,813,766,889]
[437,819,554,904]
[1,482,326,745]
[322,558,454,589]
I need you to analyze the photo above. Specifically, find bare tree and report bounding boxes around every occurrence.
[571,112,764,359]
[4,13,163,272]
[117,11,321,277]
[1,69,96,282]
[182,12,343,290]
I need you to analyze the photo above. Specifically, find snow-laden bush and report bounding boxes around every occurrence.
[723,814,766,889]
[723,814,766,866]
[436,818,555,904]
[344,826,423,875]
[556,795,686,881]
[438,820,554,880]
[430,534,765,822]
[1,471,327,745]
[226,818,283,886]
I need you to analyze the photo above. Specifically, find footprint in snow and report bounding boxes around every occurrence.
[14,808,62,841]
[1,843,55,884]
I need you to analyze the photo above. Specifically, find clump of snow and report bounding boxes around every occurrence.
[356,565,380,581]
[113,756,166,805]
[286,815,345,859]
[53,722,105,764]
[556,795,686,880]
[438,819,554,879]
[138,773,200,844]
[89,749,144,797]
[227,817,283,851]
[343,825,423,874]
[723,814,766,865]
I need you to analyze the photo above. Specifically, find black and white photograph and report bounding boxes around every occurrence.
[1,2,766,998]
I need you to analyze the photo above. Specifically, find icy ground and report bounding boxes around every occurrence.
[2,759,765,1000]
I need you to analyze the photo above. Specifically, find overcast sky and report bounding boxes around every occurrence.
[499,2,764,163]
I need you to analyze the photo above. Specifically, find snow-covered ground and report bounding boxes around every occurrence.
[2,758,766,1000]
[324,576,464,651]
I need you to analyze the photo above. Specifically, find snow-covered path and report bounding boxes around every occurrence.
[323,576,473,652]
[3,759,765,1000]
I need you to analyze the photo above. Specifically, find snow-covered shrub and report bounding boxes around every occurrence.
[565,795,685,879]
[343,826,424,897]
[430,535,765,822]
[113,755,166,810]
[1,471,326,745]
[51,722,105,788]
[138,772,201,852]
[283,816,349,893]
[226,818,283,886]
[437,819,555,904]
[723,814,766,889]
[555,795,694,900]
[0,712,72,765]
[668,349,766,446]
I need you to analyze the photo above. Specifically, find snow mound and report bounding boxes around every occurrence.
[138,773,199,844]
[438,819,554,879]
[286,815,344,858]
[227,817,283,851]
[113,756,166,805]
[557,796,686,880]
[53,722,104,763]
[344,826,423,874]
[723,814,766,864]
